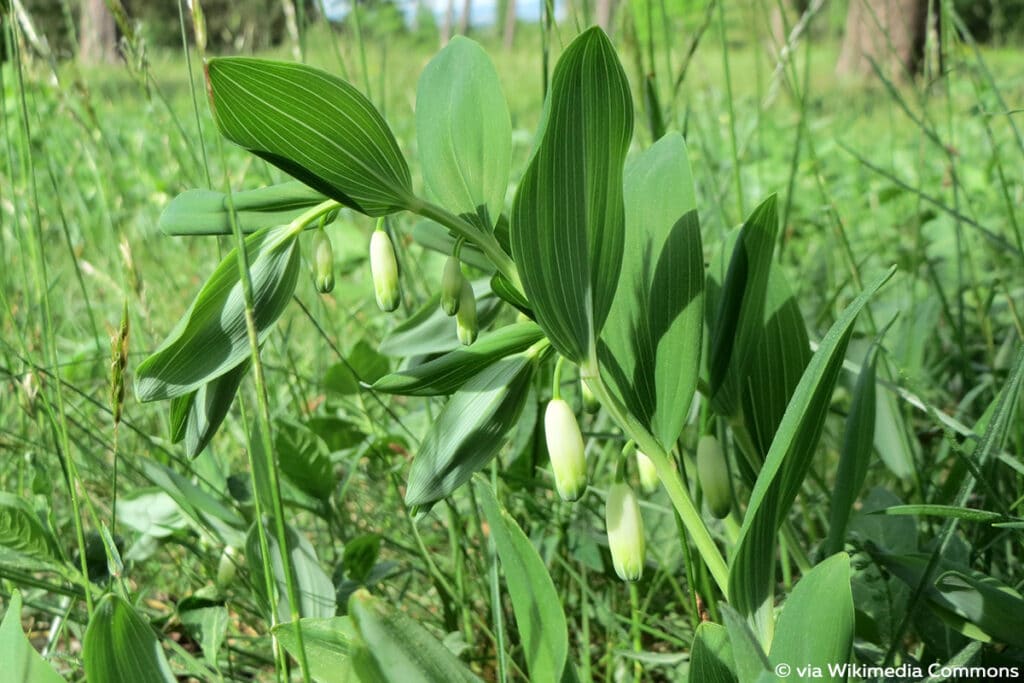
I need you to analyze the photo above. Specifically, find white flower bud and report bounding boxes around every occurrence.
[370,229,401,312]
[606,482,645,582]
[544,398,587,501]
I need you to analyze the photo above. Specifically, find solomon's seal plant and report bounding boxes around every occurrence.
[136,24,904,682]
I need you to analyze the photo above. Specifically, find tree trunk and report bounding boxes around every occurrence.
[836,0,929,80]
[441,0,454,43]
[79,0,117,64]
[458,0,472,35]
[502,0,516,49]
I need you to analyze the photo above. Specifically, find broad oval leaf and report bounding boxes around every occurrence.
[348,589,483,683]
[159,181,326,236]
[706,195,779,418]
[274,617,360,683]
[824,344,878,557]
[206,58,413,216]
[475,479,569,681]
[416,36,511,230]
[378,281,501,357]
[769,553,854,682]
[246,520,337,619]
[275,418,336,502]
[688,622,737,683]
[374,322,543,396]
[720,605,769,683]
[83,594,176,683]
[510,27,633,364]
[0,493,63,569]
[738,265,811,460]
[169,358,249,457]
[728,267,894,633]
[0,590,66,683]
[405,352,536,506]
[135,225,299,402]
[600,133,702,450]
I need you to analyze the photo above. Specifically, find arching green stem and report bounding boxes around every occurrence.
[580,358,730,598]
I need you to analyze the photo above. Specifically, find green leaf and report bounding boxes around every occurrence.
[727,267,894,634]
[688,622,737,683]
[206,58,413,216]
[348,589,483,683]
[0,493,63,569]
[720,605,769,683]
[510,27,633,364]
[246,520,337,619]
[178,601,228,667]
[137,459,246,548]
[871,549,1024,649]
[412,221,494,272]
[374,322,543,396]
[83,594,176,683]
[274,617,361,683]
[875,505,1015,524]
[378,282,502,357]
[405,353,536,506]
[0,591,66,683]
[739,265,811,459]
[324,340,391,395]
[474,479,569,681]
[135,225,300,402]
[169,359,249,457]
[825,345,878,556]
[416,36,510,230]
[342,534,382,584]
[600,133,702,449]
[275,418,336,501]
[159,181,326,236]
[769,553,854,682]
[116,490,189,540]
[707,196,779,418]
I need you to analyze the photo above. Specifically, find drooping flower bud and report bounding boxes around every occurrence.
[455,280,477,345]
[606,482,645,582]
[635,450,659,494]
[440,255,463,316]
[313,227,335,294]
[216,546,239,588]
[696,435,732,519]
[370,228,401,312]
[544,398,587,501]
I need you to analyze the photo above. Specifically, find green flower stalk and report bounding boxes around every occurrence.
[455,279,478,345]
[544,398,587,501]
[606,482,645,582]
[313,226,335,294]
[580,378,600,414]
[440,254,463,316]
[635,450,659,494]
[696,435,732,519]
[370,228,401,311]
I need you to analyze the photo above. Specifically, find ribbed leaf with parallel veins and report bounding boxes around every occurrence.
[600,133,702,450]
[510,27,633,364]
[728,268,894,636]
[416,36,511,230]
[206,58,413,216]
